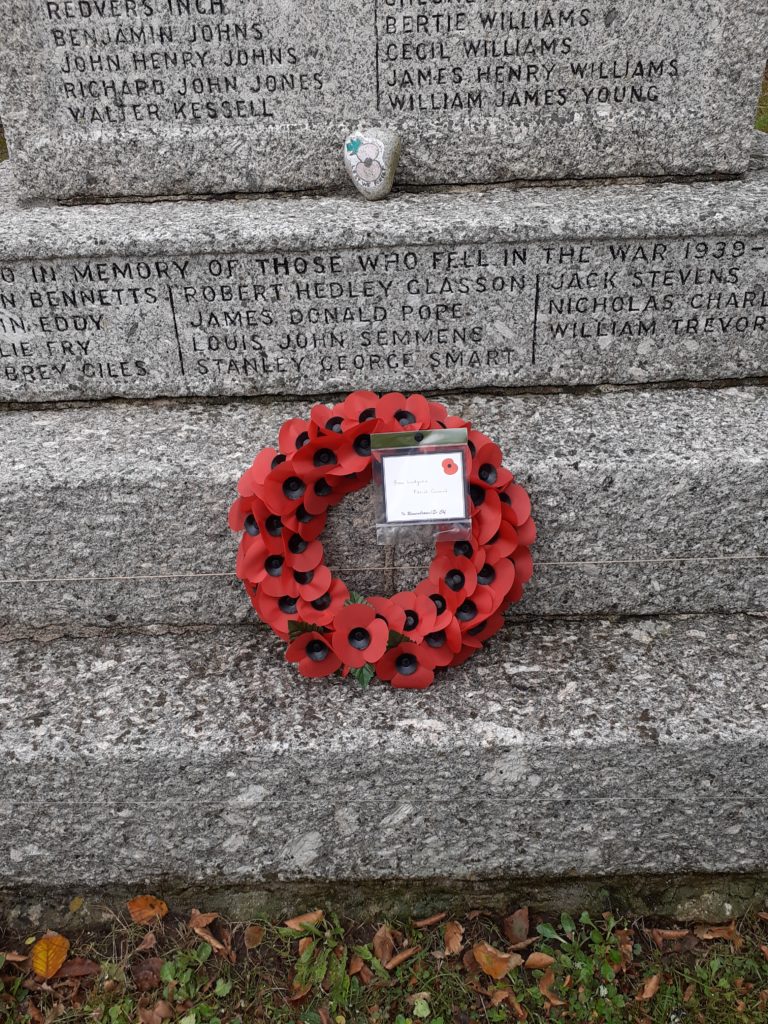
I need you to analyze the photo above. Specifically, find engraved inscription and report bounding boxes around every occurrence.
[0,237,765,397]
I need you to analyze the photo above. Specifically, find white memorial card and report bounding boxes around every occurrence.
[381,449,467,524]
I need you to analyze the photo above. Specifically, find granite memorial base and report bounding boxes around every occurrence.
[1,134,768,404]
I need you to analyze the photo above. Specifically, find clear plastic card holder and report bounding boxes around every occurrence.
[371,428,472,546]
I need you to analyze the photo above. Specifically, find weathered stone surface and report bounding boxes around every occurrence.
[1,137,768,401]
[343,128,401,200]
[1,387,766,631]
[0,0,766,201]
[1,614,767,888]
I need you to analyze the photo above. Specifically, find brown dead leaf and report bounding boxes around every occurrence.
[25,1003,44,1024]
[358,963,374,985]
[1,950,29,964]
[138,1008,162,1024]
[760,945,768,962]
[694,922,737,942]
[385,946,420,971]
[636,974,661,1002]
[443,920,464,956]
[462,948,480,974]
[188,910,219,931]
[472,942,522,981]
[348,954,364,977]
[757,911,768,922]
[194,926,225,954]
[284,910,324,932]
[298,937,313,956]
[508,937,539,952]
[136,932,157,953]
[650,928,689,948]
[68,897,84,914]
[503,908,529,945]
[244,925,265,950]
[287,979,312,1003]
[490,988,514,1007]
[508,992,528,1020]
[127,896,168,926]
[318,1009,332,1024]
[525,952,555,971]
[413,912,447,928]
[52,957,100,980]
[373,925,396,968]
[151,1001,173,1021]
[31,934,70,980]
[538,968,566,1007]
[683,983,696,1003]
[132,958,164,993]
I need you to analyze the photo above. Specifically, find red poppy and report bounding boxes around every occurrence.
[420,617,463,668]
[512,547,534,587]
[442,414,471,430]
[482,520,520,561]
[262,458,310,516]
[390,591,438,642]
[475,555,516,612]
[453,587,494,633]
[442,458,459,476]
[256,551,294,597]
[236,536,269,583]
[292,563,333,602]
[253,588,300,640]
[376,392,431,431]
[231,497,288,555]
[413,582,455,631]
[237,447,282,497]
[282,533,324,573]
[376,642,435,689]
[461,611,506,649]
[515,515,537,547]
[278,417,317,456]
[337,390,382,429]
[298,577,349,627]
[302,475,341,515]
[471,440,513,491]
[470,482,502,544]
[367,595,408,634]
[309,402,348,437]
[286,631,342,678]
[292,432,349,482]
[435,535,485,571]
[331,604,390,668]
[427,400,449,424]
[283,505,328,542]
[428,554,478,607]
[332,421,377,475]
[501,483,532,527]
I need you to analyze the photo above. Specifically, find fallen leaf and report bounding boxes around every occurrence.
[31,934,70,980]
[694,922,737,942]
[348,954,364,976]
[244,925,265,950]
[683,983,695,1003]
[287,979,312,1003]
[508,992,528,1020]
[490,988,513,1006]
[319,1010,332,1024]
[152,1001,173,1021]
[503,908,529,945]
[760,945,768,962]
[443,920,464,956]
[358,963,374,985]
[132,958,164,992]
[138,1008,162,1024]
[462,948,480,974]
[413,912,447,928]
[68,897,84,914]
[508,937,539,952]
[1,950,28,964]
[650,928,689,948]
[757,912,768,922]
[538,968,566,1007]
[136,932,157,953]
[188,909,219,930]
[385,946,420,971]
[525,952,555,970]
[636,974,661,1002]
[284,910,324,932]
[373,925,396,967]
[193,925,225,954]
[472,942,522,980]
[26,1004,44,1024]
[127,896,168,926]
[52,957,100,980]
[298,937,313,956]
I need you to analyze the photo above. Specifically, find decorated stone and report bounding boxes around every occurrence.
[343,129,401,201]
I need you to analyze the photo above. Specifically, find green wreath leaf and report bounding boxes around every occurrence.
[345,592,371,606]
[387,630,410,649]
[288,621,326,641]
[349,664,376,689]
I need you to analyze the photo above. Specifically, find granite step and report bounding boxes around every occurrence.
[1,613,767,897]
[1,386,767,631]
[0,133,767,403]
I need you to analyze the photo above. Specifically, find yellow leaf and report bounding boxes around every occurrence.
[31,932,70,979]
[128,895,168,925]
[68,897,84,914]
[525,952,555,970]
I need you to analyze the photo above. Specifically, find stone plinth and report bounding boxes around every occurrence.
[2,616,767,891]
[0,0,766,200]
[1,387,766,631]
[1,135,768,402]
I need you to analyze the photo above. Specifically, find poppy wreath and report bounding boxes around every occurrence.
[229,390,536,689]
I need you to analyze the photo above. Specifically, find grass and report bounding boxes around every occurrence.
[2,901,768,1023]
